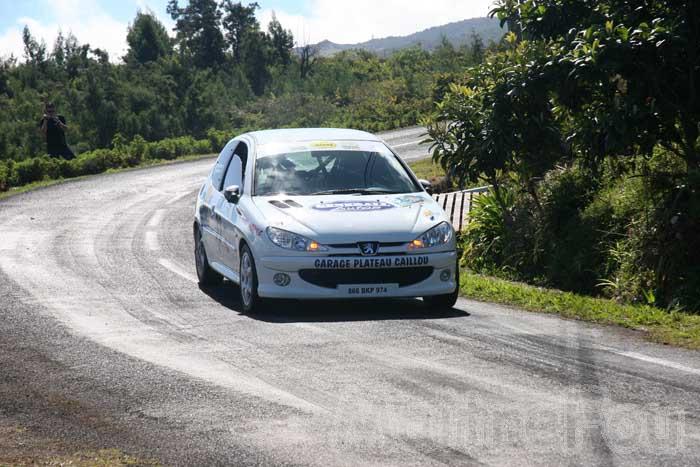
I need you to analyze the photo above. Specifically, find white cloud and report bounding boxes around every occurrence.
[0,27,24,61]
[259,0,496,45]
[0,0,147,62]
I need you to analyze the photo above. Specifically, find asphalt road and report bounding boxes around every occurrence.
[381,126,432,162]
[1,129,700,465]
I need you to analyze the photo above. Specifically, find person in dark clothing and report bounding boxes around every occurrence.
[38,102,75,159]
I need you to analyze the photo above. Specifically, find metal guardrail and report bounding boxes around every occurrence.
[432,186,490,232]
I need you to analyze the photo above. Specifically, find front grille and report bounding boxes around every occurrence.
[328,242,407,249]
[299,267,433,289]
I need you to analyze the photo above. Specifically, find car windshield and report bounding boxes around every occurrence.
[254,142,420,196]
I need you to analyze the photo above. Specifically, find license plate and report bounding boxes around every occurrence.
[341,284,399,296]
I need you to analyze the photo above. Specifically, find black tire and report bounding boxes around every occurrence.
[239,244,262,313]
[194,225,223,286]
[423,261,459,309]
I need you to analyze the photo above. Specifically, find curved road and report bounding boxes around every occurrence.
[1,129,700,465]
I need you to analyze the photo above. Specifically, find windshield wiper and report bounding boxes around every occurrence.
[310,188,402,196]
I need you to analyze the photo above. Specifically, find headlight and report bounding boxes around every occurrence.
[266,227,328,252]
[409,221,453,249]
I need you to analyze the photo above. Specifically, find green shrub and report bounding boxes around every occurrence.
[128,135,147,163]
[461,150,700,311]
[14,157,50,186]
[534,165,609,294]
[193,138,212,154]
[597,159,700,310]
[464,166,622,295]
[461,187,517,275]
[71,149,123,175]
[4,160,18,188]
[0,161,8,191]
[207,129,235,151]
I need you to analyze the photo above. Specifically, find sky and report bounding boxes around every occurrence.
[0,0,495,62]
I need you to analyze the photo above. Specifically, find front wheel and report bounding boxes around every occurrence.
[239,244,262,313]
[423,263,459,309]
[194,226,223,286]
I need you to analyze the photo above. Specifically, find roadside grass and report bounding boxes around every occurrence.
[3,448,158,467]
[0,153,216,201]
[46,449,158,467]
[0,178,71,201]
[409,158,446,180]
[0,425,159,466]
[460,271,700,350]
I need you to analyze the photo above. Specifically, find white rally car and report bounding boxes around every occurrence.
[193,128,458,313]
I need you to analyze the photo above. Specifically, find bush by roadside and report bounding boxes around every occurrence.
[0,129,242,193]
[458,149,700,312]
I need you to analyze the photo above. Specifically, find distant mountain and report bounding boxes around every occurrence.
[308,17,505,57]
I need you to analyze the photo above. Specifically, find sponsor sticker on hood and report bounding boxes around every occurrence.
[393,195,426,207]
[312,200,395,212]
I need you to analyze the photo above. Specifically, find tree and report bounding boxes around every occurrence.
[470,31,484,64]
[126,11,172,65]
[167,0,225,68]
[428,37,563,202]
[62,33,91,79]
[242,30,272,95]
[22,26,46,66]
[267,12,294,66]
[0,57,12,97]
[52,32,65,67]
[491,0,700,169]
[220,1,260,64]
[299,44,318,79]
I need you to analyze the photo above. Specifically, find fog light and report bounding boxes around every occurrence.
[273,273,291,287]
[440,269,451,282]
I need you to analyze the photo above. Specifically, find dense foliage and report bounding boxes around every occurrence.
[0,0,490,189]
[429,0,700,309]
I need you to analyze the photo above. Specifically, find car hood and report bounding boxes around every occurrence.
[252,193,448,244]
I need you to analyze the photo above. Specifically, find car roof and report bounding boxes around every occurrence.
[245,128,381,145]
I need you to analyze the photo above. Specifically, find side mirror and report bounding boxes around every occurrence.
[223,185,241,203]
[418,179,433,194]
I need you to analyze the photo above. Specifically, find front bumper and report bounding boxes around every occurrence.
[257,251,458,299]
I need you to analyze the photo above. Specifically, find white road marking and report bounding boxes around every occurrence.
[144,231,159,251]
[158,258,197,283]
[165,190,194,206]
[379,127,426,140]
[615,350,700,376]
[392,139,425,149]
[147,209,166,227]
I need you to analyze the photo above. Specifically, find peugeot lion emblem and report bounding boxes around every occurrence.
[358,242,379,256]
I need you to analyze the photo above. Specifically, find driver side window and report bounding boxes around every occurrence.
[210,141,235,191]
[222,141,248,192]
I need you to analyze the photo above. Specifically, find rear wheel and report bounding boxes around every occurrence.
[194,226,223,286]
[239,244,262,313]
[423,262,459,309]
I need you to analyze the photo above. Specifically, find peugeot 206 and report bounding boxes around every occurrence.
[193,128,458,312]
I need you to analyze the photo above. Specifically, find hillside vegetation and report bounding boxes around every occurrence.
[0,1,489,192]
[429,0,700,311]
[310,17,505,57]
